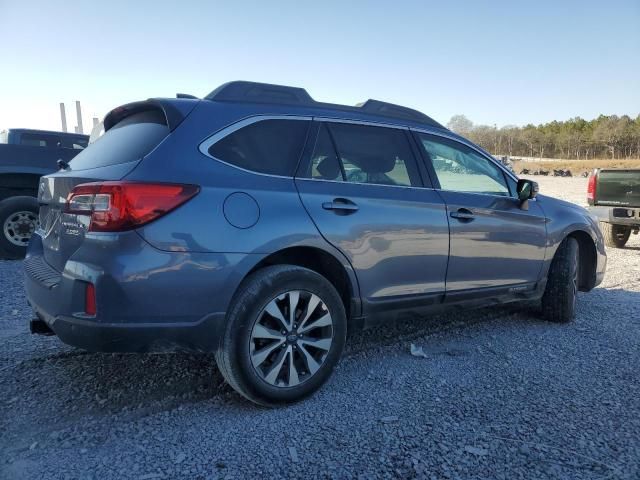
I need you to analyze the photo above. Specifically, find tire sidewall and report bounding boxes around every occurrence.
[600,222,631,248]
[566,239,579,317]
[611,225,631,247]
[0,196,39,259]
[542,237,579,323]
[223,266,347,405]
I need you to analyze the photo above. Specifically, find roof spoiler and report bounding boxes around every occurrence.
[103,98,198,132]
[205,81,443,128]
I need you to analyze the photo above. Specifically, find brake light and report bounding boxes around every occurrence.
[85,283,96,316]
[66,182,199,232]
[587,171,597,205]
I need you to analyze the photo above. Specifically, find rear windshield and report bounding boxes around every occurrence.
[69,110,169,170]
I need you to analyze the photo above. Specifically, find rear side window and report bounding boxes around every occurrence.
[208,119,310,176]
[69,110,169,170]
[317,123,421,187]
[20,133,59,148]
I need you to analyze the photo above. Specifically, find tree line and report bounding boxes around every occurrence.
[447,114,640,160]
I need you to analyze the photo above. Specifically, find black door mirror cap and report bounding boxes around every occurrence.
[516,179,538,210]
[517,179,538,200]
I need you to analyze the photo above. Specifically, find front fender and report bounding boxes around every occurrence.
[536,195,606,288]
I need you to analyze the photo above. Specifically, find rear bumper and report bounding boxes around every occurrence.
[31,306,225,353]
[24,230,262,353]
[588,205,640,227]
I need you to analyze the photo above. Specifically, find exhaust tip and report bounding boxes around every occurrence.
[30,318,55,336]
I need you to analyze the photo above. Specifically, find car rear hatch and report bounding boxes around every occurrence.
[37,99,197,272]
[595,169,640,207]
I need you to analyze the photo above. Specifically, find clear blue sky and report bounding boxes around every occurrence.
[1,0,638,132]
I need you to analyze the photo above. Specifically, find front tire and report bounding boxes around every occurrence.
[0,196,39,260]
[215,265,347,407]
[600,222,630,248]
[541,237,579,323]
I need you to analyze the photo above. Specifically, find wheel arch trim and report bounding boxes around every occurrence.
[240,243,362,319]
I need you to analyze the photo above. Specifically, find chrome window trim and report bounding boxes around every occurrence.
[198,115,312,179]
[197,114,519,196]
[295,176,436,192]
[313,116,409,130]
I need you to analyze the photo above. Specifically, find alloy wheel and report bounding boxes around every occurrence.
[249,290,333,388]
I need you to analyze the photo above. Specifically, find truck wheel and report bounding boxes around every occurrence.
[215,265,347,407]
[599,222,630,248]
[0,196,39,259]
[541,237,579,323]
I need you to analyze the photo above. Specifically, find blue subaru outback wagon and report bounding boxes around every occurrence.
[25,81,606,406]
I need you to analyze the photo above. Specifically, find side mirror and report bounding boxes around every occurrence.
[516,179,538,210]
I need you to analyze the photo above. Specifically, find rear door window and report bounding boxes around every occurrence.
[208,119,310,176]
[69,110,169,170]
[308,124,343,181]
[316,122,421,187]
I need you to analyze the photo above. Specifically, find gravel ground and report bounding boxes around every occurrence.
[1,177,639,480]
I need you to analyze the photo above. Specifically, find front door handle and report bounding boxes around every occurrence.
[322,198,359,213]
[450,208,474,221]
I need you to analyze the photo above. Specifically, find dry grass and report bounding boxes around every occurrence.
[512,159,640,175]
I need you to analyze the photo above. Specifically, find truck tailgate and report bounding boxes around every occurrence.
[596,170,640,207]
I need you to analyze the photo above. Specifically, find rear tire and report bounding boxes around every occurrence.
[541,237,579,323]
[215,265,347,407]
[0,196,39,260]
[600,222,630,248]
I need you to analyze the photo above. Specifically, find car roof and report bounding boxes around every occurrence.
[203,81,448,131]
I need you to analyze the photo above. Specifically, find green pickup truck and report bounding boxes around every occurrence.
[588,168,640,248]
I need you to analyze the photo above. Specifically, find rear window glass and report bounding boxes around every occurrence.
[20,133,59,148]
[208,119,310,176]
[69,110,169,170]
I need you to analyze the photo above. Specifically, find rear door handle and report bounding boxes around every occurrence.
[322,198,359,213]
[450,208,474,221]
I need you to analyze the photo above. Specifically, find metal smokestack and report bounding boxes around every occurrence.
[59,103,67,132]
[75,101,84,134]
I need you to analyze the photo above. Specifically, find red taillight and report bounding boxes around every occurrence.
[587,171,597,205]
[85,283,96,316]
[66,182,199,232]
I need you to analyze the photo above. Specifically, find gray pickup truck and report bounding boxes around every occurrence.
[588,168,640,248]
[0,129,88,258]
